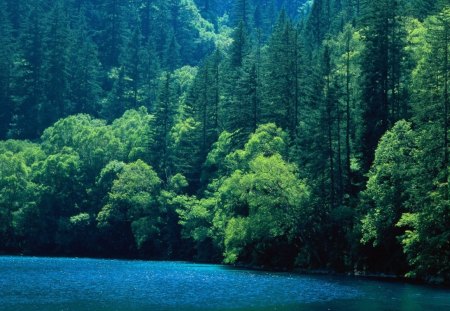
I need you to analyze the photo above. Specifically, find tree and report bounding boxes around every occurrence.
[103,66,127,121]
[169,117,203,191]
[359,121,416,273]
[123,26,146,110]
[219,154,311,266]
[397,7,450,282]
[233,0,252,26]
[236,56,259,134]
[262,12,300,135]
[96,160,163,256]
[153,72,177,180]
[96,0,127,68]
[10,2,46,139]
[0,0,15,139]
[359,0,408,172]
[41,1,71,130]
[68,11,102,116]
[0,143,43,251]
[413,7,450,190]
[178,124,311,267]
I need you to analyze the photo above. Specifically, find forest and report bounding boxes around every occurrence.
[0,0,449,284]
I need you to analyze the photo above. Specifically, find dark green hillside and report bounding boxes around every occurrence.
[0,0,449,284]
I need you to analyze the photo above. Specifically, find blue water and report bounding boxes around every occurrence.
[0,257,449,310]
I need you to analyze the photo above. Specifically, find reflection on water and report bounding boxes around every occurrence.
[0,257,449,311]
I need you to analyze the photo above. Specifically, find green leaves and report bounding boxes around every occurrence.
[360,120,416,247]
[177,123,311,266]
[219,154,310,264]
[97,160,162,250]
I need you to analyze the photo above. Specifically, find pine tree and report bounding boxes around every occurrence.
[413,7,450,191]
[10,2,46,139]
[0,0,15,138]
[323,45,336,208]
[163,31,181,71]
[141,40,161,111]
[154,72,177,181]
[41,1,71,130]
[124,25,146,109]
[68,8,102,116]
[229,21,248,69]
[97,0,127,68]
[103,66,127,121]
[222,20,250,142]
[359,0,407,172]
[262,12,298,134]
[233,0,252,26]
[184,52,221,159]
[237,57,259,134]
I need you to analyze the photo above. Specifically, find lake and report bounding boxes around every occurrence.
[0,257,449,311]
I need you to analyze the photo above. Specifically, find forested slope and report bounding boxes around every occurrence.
[0,0,449,284]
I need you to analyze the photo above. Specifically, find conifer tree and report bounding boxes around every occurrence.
[10,2,46,138]
[41,1,71,130]
[68,9,102,116]
[154,72,177,181]
[97,0,127,68]
[262,11,298,134]
[359,0,407,172]
[0,0,15,138]
[124,25,146,110]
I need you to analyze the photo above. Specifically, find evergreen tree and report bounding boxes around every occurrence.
[233,0,252,26]
[153,72,177,181]
[68,9,102,116]
[96,0,127,68]
[262,12,299,134]
[222,20,250,144]
[359,0,407,172]
[124,25,146,110]
[41,1,71,130]
[10,2,46,138]
[163,31,181,71]
[0,0,15,138]
[141,40,161,111]
[229,21,248,69]
[103,67,127,121]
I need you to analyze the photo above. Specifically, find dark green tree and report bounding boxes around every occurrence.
[0,0,15,138]
[10,2,46,139]
[68,10,102,116]
[154,72,177,180]
[359,0,408,172]
[41,1,71,130]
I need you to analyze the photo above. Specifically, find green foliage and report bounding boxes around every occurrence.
[0,141,43,247]
[219,154,311,265]
[177,124,310,266]
[97,160,162,251]
[360,121,416,247]
[0,0,449,283]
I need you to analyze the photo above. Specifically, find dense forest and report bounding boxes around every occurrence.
[0,0,449,284]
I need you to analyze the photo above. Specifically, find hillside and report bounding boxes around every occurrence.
[0,0,449,284]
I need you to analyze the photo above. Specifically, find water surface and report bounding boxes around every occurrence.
[0,256,449,310]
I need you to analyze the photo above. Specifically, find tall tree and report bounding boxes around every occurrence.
[154,72,177,181]
[262,12,299,134]
[68,9,102,116]
[41,1,71,130]
[96,0,127,68]
[359,0,407,172]
[0,0,15,138]
[124,25,146,110]
[10,2,46,139]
